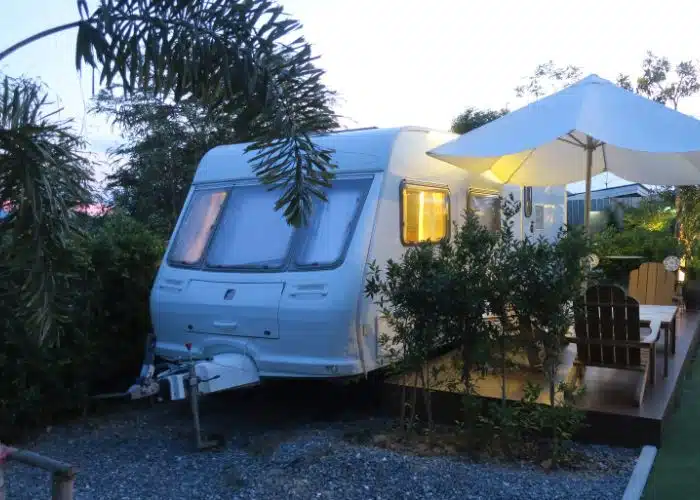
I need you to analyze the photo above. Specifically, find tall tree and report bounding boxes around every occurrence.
[451,107,508,135]
[514,61,582,100]
[617,52,700,110]
[92,89,241,235]
[0,0,338,344]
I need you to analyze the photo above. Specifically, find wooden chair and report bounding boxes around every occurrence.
[628,262,676,306]
[568,285,661,406]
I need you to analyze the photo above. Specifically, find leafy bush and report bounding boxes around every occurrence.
[592,226,682,285]
[473,381,586,466]
[366,207,501,432]
[588,195,681,284]
[624,196,676,232]
[0,212,164,441]
[677,186,700,279]
[367,195,590,463]
[508,223,590,404]
[0,230,95,441]
[82,212,165,394]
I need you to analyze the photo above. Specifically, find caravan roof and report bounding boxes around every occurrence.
[193,126,451,184]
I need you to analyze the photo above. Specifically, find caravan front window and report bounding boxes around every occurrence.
[295,178,371,267]
[168,189,228,265]
[206,184,294,269]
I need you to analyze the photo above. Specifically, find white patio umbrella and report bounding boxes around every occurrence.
[428,74,700,230]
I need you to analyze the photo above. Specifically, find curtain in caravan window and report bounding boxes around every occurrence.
[468,191,500,232]
[168,189,228,265]
[296,178,370,266]
[206,184,294,269]
[402,184,449,244]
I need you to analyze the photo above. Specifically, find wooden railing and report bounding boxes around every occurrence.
[0,447,77,500]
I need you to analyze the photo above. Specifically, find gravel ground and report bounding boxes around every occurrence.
[3,385,638,500]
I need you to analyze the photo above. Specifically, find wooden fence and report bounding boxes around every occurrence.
[0,447,77,500]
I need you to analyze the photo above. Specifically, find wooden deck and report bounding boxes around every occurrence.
[382,310,700,448]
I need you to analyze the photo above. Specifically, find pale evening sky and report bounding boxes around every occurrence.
[2,0,700,193]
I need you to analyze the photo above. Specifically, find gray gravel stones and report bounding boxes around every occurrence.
[2,403,637,500]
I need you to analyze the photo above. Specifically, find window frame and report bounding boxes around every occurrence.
[399,179,451,247]
[166,186,230,269]
[467,187,502,233]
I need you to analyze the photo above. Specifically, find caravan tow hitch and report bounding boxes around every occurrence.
[95,334,224,451]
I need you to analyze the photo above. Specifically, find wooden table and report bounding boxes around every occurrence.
[640,304,678,377]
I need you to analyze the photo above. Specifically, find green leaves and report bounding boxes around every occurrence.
[514,61,582,100]
[73,0,338,226]
[91,88,242,235]
[451,107,508,135]
[0,74,94,345]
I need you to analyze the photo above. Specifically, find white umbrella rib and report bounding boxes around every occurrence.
[503,148,537,184]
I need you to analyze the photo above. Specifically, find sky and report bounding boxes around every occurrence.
[3,0,700,193]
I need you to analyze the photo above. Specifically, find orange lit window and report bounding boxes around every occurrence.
[168,189,228,265]
[401,183,449,245]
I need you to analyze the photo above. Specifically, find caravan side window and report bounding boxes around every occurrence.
[534,204,545,230]
[401,182,450,245]
[468,189,501,232]
[168,189,228,265]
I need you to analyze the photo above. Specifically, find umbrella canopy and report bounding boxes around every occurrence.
[428,74,700,228]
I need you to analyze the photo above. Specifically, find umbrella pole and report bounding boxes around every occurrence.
[583,136,594,234]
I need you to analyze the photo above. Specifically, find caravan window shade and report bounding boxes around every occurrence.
[168,189,228,265]
[468,190,501,232]
[296,178,370,267]
[401,183,449,245]
[206,184,294,269]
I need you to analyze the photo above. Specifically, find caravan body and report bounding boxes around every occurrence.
[149,127,567,397]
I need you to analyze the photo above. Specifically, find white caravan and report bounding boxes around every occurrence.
[145,126,567,402]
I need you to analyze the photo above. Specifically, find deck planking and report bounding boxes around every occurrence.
[382,310,700,447]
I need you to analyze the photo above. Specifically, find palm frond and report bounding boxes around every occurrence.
[74,0,338,226]
[0,75,94,345]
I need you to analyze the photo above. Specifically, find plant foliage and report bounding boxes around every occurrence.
[366,195,590,462]
[2,0,339,230]
[0,74,94,344]
[91,89,241,235]
[451,107,508,135]
[0,211,164,441]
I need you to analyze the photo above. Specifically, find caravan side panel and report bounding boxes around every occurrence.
[358,129,503,368]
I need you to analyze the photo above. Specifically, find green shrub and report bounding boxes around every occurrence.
[0,231,95,441]
[84,211,165,393]
[0,212,164,441]
[592,226,682,285]
[367,194,589,464]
